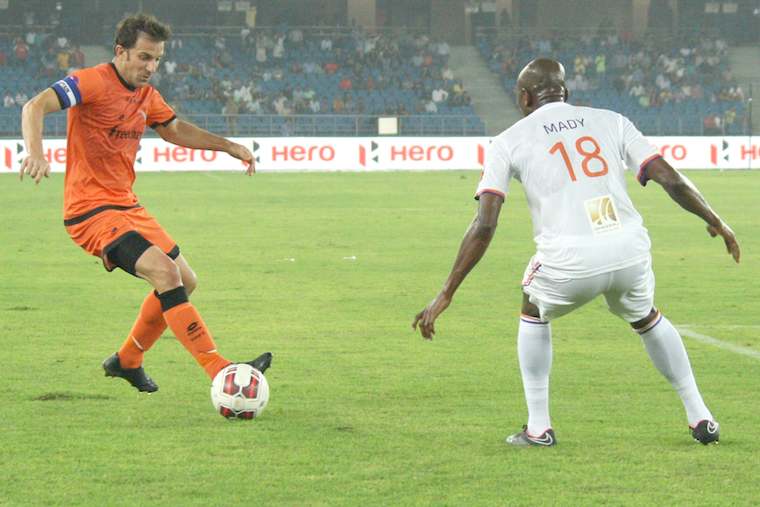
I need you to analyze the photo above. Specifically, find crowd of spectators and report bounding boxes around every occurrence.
[1,24,484,136]
[1,30,85,110]
[479,30,748,135]
[154,27,474,119]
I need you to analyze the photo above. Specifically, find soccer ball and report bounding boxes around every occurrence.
[210,363,269,419]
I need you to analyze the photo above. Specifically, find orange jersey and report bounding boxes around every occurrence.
[51,63,175,220]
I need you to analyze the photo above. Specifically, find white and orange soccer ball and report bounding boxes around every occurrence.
[210,363,269,419]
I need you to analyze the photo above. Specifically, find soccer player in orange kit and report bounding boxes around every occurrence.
[20,14,271,393]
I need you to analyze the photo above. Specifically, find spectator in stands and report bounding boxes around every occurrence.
[595,54,606,75]
[343,93,356,114]
[272,34,285,60]
[723,108,737,132]
[424,99,438,113]
[412,51,424,67]
[247,96,263,114]
[303,60,319,74]
[441,65,454,81]
[240,26,251,48]
[3,92,15,108]
[432,86,448,104]
[319,96,330,113]
[234,81,253,109]
[14,38,29,65]
[57,48,70,72]
[273,94,291,115]
[40,47,57,77]
[25,29,38,47]
[164,59,177,75]
[289,28,304,47]
[14,91,28,106]
[255,38,267,64]
[339,76,352,91]
[308,97,320,114]
[703,113,722,134]
[437,41,450,59]
[222,97,239,135]
[567,73,589,92]
[70,44,85,68]
[56,35,69,50]
[332,95,345,114]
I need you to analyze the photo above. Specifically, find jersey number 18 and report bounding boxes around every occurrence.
[549,136,609,182]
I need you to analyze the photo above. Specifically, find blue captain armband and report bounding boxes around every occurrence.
[51,76,83,109]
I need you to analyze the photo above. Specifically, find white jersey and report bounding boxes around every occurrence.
[476,102,661,278]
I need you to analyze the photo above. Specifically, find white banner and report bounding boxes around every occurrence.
[1,136,758,173]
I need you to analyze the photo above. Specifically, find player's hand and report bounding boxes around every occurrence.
[707,221,740,263]
[226,142,255,175]
[19,155,51,184]
[412,292,452,340]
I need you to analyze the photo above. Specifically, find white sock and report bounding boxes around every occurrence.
[638,312,713,426]
[517,316,552,435]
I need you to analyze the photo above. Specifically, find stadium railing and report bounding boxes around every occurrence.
[0,113,486,137]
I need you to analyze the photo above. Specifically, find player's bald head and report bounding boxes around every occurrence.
[515,58,567,115]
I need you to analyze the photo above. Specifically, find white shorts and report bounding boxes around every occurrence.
[521,256,655,323]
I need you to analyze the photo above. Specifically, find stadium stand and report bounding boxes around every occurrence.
[476,29,749,135]
[0,26,486,137]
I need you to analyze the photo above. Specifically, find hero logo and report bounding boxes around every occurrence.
[3,147,11,170]
[252,141,261,164]
[658,144,687,161]
[3,143,25,170]
[710,139,729,166]
[271,143,335,162]
[358,141,379,167]
[387,143,454,162]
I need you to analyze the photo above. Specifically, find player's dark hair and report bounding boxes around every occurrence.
[113,13,171,53]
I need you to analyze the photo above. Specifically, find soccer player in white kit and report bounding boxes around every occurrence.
[413,58,740,446]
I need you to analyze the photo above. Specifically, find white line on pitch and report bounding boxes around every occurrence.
[676,326,760,360]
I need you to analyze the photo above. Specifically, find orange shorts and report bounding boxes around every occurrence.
[65,205,177,270]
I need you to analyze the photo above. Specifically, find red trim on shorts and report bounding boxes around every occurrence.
[521,262,542,287]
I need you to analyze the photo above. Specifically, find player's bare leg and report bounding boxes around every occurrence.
[132,246,234,379]
[632,308,719,444]
[107,253,199,391]
[506,293,556,447]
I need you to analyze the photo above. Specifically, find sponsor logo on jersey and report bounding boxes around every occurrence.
[584,194,621,234]
[107,126,143,139]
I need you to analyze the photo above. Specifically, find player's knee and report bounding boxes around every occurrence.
[183,270,198,295]
[521,293,541,319]
[144,257,183,293]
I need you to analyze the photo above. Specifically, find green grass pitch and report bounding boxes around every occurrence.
[1,170,759,505]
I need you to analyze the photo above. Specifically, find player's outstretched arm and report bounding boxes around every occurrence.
[645,157,740,263]
[155,119,255,175]
[413,192,504,339]
[20,88,61,184]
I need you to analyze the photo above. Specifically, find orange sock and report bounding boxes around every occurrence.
[157,287,230,378]
[118,291,167,368]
